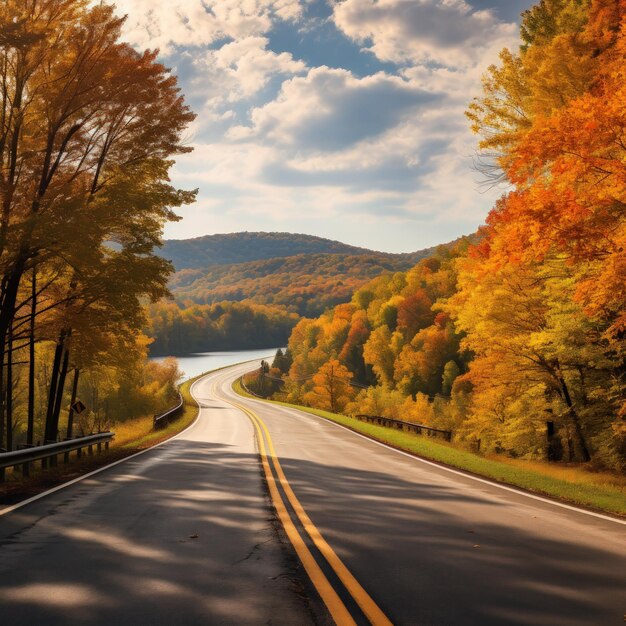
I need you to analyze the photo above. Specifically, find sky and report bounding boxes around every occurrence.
[113,0,535,253]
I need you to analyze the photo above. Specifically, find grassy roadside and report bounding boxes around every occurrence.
[112,374,200,451]
[233,379,626,517]
[0,373,205,505]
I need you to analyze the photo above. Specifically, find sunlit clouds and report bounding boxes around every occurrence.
[332,0,517,67]
[112,0,532,251]
[113,0,303,53]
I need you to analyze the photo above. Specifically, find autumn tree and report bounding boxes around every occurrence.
[441,361,461,396]
[459,0,626,466]
[394,314,460,397]
[396,289,434,337]
[0,0,195,448]
[338,310,371,383]
[363,326,401,386]
[447,252,618,460]
[305,360,354,413]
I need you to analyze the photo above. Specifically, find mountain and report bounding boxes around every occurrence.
[158,231,434,272]
[168,252,423,317]
[146,232,452,353]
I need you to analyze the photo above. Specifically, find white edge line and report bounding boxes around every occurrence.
[230,387,626,527]
[0,376,207,518]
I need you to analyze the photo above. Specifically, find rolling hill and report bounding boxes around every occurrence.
[169,252,419,317]
[158,231,435,272]
[148,232,449,354]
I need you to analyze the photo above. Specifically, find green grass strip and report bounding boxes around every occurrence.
[233,379,626,517]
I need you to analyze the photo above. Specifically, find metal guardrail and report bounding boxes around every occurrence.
[153,392,184,430]
[0,431,114,481]
[355,414,452,441]
[240,376,262,398]
[239,371,452,441]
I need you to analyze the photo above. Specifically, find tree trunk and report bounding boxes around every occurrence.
[51,347,70,439]
[44,331,66,442]
[558,375,591,462]
[6,323,12,451]
[565,425,574,462]
[0,256,27,448]
[27,266,36,445]
[66,368,79,439]
[0,256,26,375]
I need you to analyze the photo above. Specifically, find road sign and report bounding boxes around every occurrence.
[71,399,87,414]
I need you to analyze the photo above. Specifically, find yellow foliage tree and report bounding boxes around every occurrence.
[401,393,435,426]
[304,360,354,413]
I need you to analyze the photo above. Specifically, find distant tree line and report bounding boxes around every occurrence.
[159,231,380,271]
[146,301,299,355]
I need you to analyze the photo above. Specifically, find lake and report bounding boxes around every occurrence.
[151,348,281,381]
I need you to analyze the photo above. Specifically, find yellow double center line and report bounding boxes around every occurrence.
[229,399,393,626]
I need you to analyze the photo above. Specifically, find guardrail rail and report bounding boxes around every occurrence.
[153,392,184,430]
[0,431,115,481]
[355,414,452,441]
[240,376,263,398]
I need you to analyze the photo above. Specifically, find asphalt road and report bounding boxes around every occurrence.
[0,366,316,626]
[1,361,625,625]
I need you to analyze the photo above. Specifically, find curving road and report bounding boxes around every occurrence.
[0,361,625,625]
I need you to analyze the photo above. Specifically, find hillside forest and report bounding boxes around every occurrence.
[159,231,432,271]
[0,1,193,450]
[147,236,440,354]
[256,0,626,471]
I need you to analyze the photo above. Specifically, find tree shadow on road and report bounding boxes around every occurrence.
[0,439,623,626]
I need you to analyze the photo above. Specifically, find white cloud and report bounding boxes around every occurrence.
[171,71,487,230]
[171,57,491,225]
[228,66,440,150]
[123,0,523,251]
[332,0,517,68]
[195,37,307,104]
[113,0,303,54]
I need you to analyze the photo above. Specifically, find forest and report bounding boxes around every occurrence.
[0,1,194,451]
[146,300,298,355]
[263,0,626,471]
[144,237,442,352]
[168,252,422,317]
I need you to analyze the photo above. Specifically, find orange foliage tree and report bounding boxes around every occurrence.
[458,0,626,466]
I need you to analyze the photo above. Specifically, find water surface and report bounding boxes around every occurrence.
[151,348,279,381]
